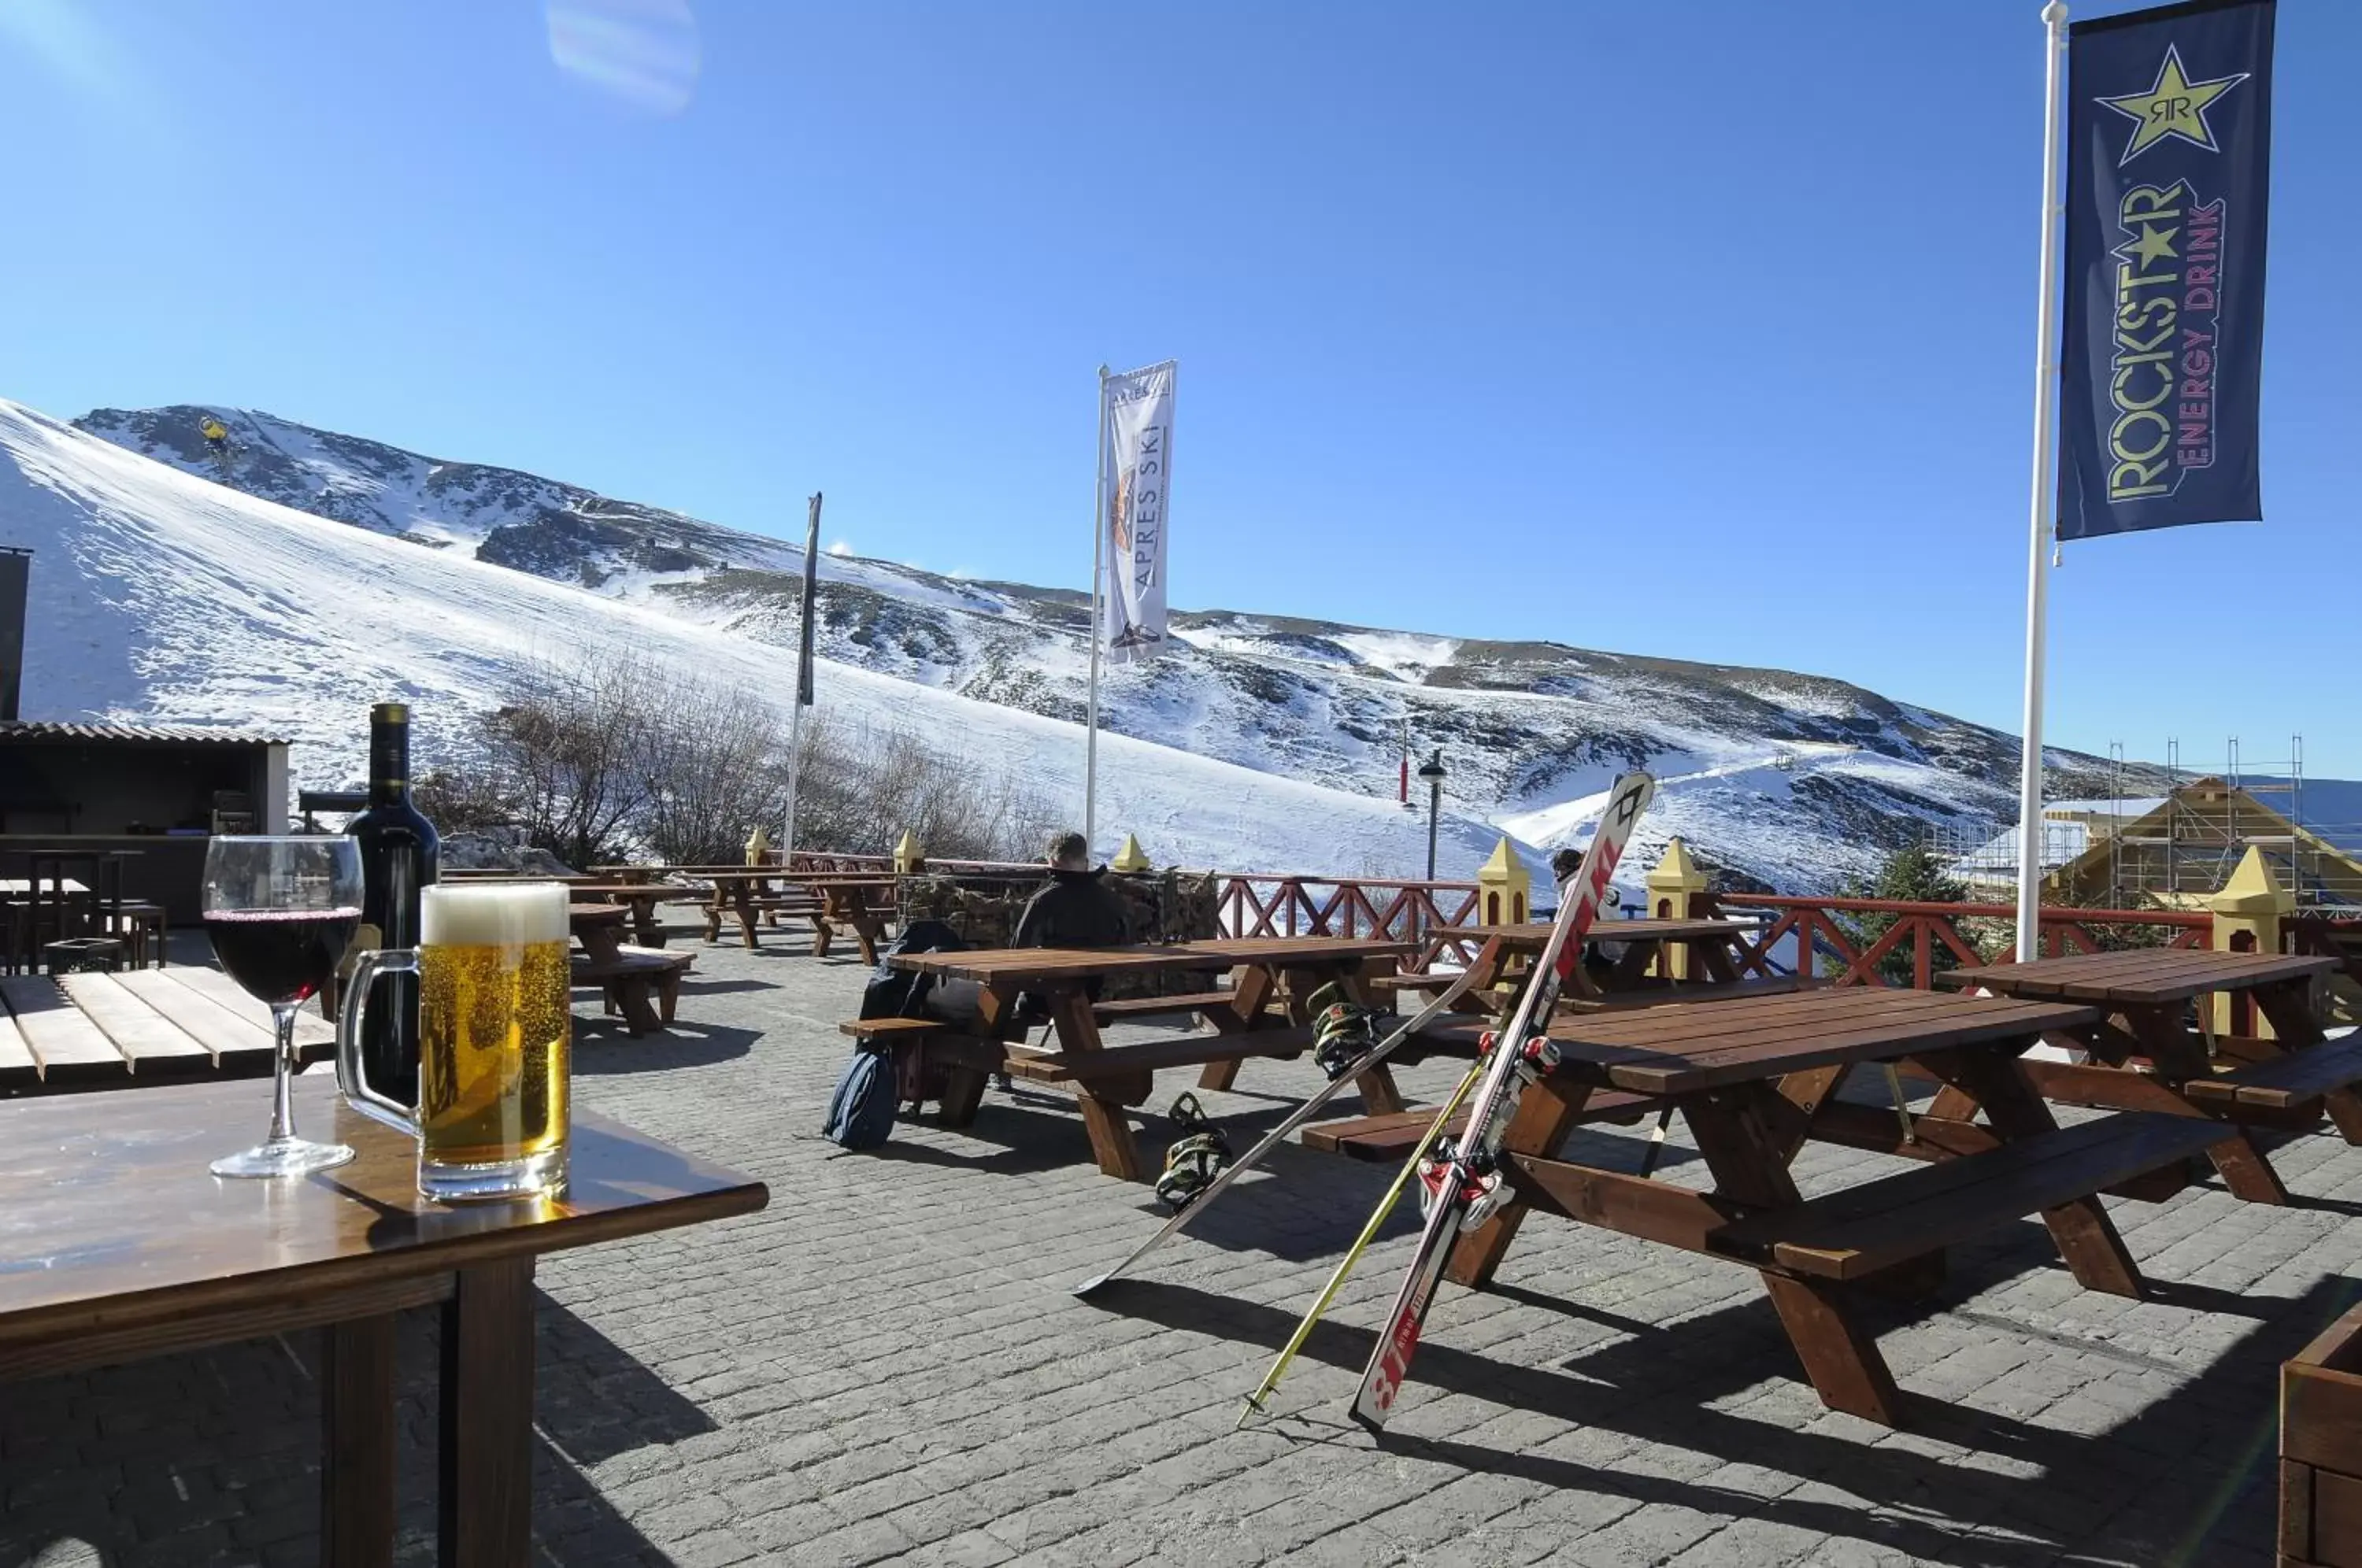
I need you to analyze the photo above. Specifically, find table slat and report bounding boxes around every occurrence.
[1953,949,2334,1004]
[1590,1001,2091,1094]
[0,976,131,1078]
[109,968,271,1063]
[57,974,213,1068]
[1549,986,2014,1048]
[157,966,336,1048]
[0,1005,39,1082]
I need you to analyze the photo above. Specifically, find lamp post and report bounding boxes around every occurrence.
[1416,749,1446,882]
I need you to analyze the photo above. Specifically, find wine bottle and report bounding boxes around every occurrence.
[347,701,439,1100]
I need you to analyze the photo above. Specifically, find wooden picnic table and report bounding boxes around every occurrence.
[0,967,335,1094]
[568,905,692,1037]
[557,882,691,947]
[1438,986,2237,1426]
[0,878,91,895]
[691,867,896,962]
[0,1075,766,1566]
[877,937,1414,1179]
[1944,948,2353,1206]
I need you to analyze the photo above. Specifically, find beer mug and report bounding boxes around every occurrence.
[337,882,572,1201]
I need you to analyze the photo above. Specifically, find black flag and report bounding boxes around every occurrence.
[796,493,820,705]
[2059,0,2273,541]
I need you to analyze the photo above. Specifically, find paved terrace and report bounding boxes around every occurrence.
[5,938,2359,1567]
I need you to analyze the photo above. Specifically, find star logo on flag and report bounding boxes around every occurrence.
[2097,43,2249,165]
[2116,220,2181,271]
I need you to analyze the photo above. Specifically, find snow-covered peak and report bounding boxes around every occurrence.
[50,398,2185,889]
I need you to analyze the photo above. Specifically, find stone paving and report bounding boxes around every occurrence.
[6,935,2361,1566]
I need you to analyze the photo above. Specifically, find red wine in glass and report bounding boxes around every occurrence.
[205,908,363,1007]
[202,835,365,1179]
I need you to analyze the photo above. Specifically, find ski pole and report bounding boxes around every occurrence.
[1237,1055,1489,1428]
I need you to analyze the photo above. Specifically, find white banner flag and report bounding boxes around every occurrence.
[1098,361,1174,664]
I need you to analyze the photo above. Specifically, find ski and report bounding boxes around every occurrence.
[1349,771,1657,1431]
[1071,956,1494,1296]
[1236,1052,1489,1426]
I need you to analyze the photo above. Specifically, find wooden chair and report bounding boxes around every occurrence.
[107,902,169,970]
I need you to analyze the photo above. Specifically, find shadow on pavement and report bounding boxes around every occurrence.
[572,1021,759,1074]
[1087,1270,2361,1566]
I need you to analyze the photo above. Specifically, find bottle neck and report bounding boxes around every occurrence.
[369,724,410,808]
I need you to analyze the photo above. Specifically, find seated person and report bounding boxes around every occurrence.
[1014,830,1131,952]
[1012,830,1131,1023]
[921,830,1131,1030]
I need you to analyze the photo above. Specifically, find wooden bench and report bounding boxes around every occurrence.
[1701,1111,2238,1282]
[2282,1299,2362,1567]
[834,1018,1312,1124]
[1090,990,1237,1025]
[2182,1035,2362,1132]
[573,945,693,1035]
[1301,1090,1660,1163]
[1000,1027,1309,1086]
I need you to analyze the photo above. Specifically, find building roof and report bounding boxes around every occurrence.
[2041,797,2168,819]
[0,719,289,745]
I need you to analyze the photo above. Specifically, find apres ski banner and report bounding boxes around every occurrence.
[2058,0,2273,542]
[1099,361,1175,664]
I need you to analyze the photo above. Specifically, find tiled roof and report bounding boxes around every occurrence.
[0,719,289,745]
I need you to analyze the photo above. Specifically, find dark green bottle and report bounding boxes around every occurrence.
[347,702,439,1099]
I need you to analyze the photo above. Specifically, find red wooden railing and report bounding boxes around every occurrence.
[1212,875,1482,946]
[1705,893,2209,989]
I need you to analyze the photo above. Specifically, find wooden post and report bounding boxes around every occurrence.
[1476,836,1529,927]
[2210,846,2293,1038]
[1646,838,1709,980]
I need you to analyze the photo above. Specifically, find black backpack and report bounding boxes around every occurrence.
[857,919,967,1020]
[822,1049,897,1150]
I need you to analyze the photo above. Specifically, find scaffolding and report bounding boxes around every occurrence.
[1932,734,2356,910]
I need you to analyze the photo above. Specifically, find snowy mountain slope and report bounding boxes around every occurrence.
[4,401,1516,877]
[70,403,2181,889]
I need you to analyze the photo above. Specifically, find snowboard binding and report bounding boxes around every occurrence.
[1308,982,1377,1081]
[1155,1092,1232,1213]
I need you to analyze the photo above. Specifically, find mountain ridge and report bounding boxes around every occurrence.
[61,401,2176,889]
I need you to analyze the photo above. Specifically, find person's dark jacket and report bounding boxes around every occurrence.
[1013,869,1131,951]
[1010,869,1132,1018]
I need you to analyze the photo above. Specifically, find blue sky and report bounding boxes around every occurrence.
[2,0,2354,774]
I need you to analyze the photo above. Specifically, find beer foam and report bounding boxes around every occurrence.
[420,882,570,947]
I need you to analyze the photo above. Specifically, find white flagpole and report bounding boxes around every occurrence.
[2015,0,2071,962]
[1086,364,1110,856]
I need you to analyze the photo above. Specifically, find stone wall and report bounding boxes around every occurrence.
[894,868,1221,998]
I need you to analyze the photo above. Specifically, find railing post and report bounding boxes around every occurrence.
[1646,838,1709,980]
[2209,846,2292,1039]
[1477,837,1530,927]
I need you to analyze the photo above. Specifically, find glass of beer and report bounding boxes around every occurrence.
[335,882,572,1202]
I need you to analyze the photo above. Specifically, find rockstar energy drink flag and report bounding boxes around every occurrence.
[2059,0,2272,541]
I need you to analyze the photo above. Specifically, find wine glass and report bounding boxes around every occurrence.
[202,836,365,1178]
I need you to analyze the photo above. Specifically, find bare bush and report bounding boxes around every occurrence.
[420,654,1058,868]
[636,678,790,864]
[485,650,657,867]
[790,712,1060,863]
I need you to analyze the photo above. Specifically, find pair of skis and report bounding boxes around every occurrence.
[1070,771,1657,1433]
[1348,771,1656,1428]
